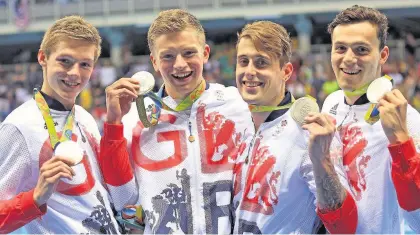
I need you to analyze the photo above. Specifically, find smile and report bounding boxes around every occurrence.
[172,71,193,80]
[243,81,264,87]
[62,80,80,87]
[341,68,361,75]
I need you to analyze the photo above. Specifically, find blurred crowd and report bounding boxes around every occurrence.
[1,42,420,133]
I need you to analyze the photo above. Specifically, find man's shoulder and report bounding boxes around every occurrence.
[4,99,38,125]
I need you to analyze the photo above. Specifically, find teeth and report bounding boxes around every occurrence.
[63,81,79,86]
[173,72,192,79]
[243,81,262,87]
[342,69,360,75]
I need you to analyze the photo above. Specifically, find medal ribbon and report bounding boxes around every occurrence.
[341,75,393,125]
[136,80,206,127]
[248,95,298,112]
[33,89,75,149]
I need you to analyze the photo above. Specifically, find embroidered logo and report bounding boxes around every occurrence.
[329,103,339,115]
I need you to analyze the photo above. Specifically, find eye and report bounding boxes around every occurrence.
[81,62,92,69]
[335,45,347,53]
[356,46,369,55]
[184,50,197,57]
[238,58,249,67]
[255,59,269,68]
[58,58,71,64]
[162,54,175,60]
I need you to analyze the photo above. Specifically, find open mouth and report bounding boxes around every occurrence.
[242,81,264,88]
[171,71,193,80]
[61,80,80,87]
[341,68,361,75]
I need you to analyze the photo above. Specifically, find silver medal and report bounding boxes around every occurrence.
[132,71,156,95]
[290,97,320,126]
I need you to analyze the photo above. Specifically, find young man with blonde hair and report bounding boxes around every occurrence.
[0,16,121,234]
[306,5,420,233]
[99,9,253,234]
[232,20,354,234]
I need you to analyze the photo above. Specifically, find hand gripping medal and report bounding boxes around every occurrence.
[132,71,160,128]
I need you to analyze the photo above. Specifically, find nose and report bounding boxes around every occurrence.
[245,63,257,79]
[174,54,188,70]
[67,64,81,78]
[343,49,357,65]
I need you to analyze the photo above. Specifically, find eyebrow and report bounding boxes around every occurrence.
[237,54,270,60]
[333,41,371,47]
[57,54,94,63]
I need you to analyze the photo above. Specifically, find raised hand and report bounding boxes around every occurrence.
[377,89,410,144]
[105,78,140,124]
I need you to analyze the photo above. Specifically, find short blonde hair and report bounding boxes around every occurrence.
[147,9,205,53]
[40,15,102,61]
[237,21,292,66]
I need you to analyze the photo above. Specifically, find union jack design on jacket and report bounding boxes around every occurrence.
[321,90,420,234]
[99,83,254,234]
[232,91,322,234]
[0,98,120,234]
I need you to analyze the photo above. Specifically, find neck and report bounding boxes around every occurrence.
[251,93,286,130]
[165,78,204,100]
[40,84,74,110]
[344,94,361,105]
[252,112,271,130]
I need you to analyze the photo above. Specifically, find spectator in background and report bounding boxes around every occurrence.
[99,60,117,87]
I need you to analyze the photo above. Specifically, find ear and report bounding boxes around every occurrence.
[203,44,210,63]
[379,45,389,65]
[282,62,294,82]
[38,50,47,67]
[150,53,159,72]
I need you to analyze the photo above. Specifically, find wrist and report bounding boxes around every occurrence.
[388,131,410,144]
[106,115,122,125]
[33,190,43,207]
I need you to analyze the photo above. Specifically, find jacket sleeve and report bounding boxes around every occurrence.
[388,138,420,212]
[98,122,138,210]
[0,124,47,233]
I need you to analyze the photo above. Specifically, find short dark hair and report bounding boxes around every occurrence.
[328,5,388,49]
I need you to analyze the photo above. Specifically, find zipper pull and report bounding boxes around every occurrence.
[188,121,195,142]
[76,122,86,143]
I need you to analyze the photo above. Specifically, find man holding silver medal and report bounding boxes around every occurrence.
[306,5,420,233]
[0,16,121,234]
[100,9,254,234]
[231,21,355,234]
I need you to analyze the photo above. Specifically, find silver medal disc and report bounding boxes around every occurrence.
[367,76,392,103]
[54,140,84,165]
[290,97,320,126]
[132,71,156,95]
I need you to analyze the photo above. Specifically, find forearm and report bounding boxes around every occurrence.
[312,156,358,234]
[312,156,346,212]
[0,189,47,233]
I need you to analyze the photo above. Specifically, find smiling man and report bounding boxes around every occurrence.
[98,9,254,234]
[306,5,420,233]
[232,20,355,234]
[0,16,121,234]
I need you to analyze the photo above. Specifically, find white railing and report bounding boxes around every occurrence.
[1,0,420,34]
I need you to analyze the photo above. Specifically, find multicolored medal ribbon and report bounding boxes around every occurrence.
[342,75,393,125]
[248,95,295,112]
[33,89,75,150]
[364,75,393,124]
[136,78,206,128]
